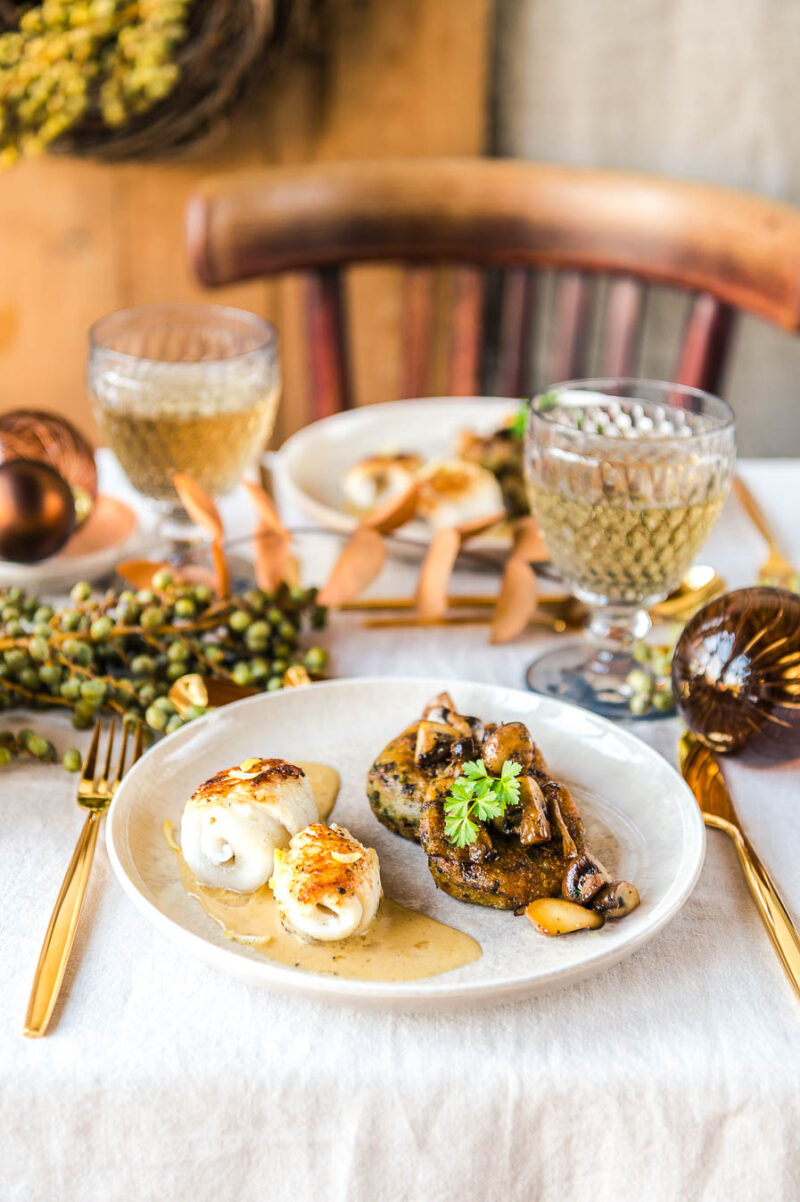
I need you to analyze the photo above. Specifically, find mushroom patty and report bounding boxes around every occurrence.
[366,723,437,841]
[365,696,638,920]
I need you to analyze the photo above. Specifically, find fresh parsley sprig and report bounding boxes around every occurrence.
[443,758,523,848]
[508,403,529,440]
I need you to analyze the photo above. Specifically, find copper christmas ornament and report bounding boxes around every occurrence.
[672,586,800,763]
[0,410,96,526]
[0,459,76,563]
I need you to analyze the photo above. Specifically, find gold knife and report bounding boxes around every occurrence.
[679,731,800,1001]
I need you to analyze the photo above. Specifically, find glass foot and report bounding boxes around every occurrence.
[525,640,674,720]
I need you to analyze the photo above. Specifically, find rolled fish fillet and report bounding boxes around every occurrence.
[416,458,504,530]
[270,823,381,942]
[181,758,318,893]
[343,452,422,515]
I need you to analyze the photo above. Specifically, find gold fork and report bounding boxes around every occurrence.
[23,718,144,1038]
[733,475,796,584]
[679,731,800,1001]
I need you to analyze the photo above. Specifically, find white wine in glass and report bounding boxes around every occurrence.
[89,304,280,535]
[525,379,735,718]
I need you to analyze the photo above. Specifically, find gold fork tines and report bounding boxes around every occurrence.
[23,718,144,1039]
[679,732,800,1002]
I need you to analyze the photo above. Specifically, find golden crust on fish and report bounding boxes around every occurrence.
[271,824,381,942]
[181,758,317,893]
[188,758,307,807]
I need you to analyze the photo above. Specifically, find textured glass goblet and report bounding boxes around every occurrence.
[89,304,280,541]
[525,378,735,718]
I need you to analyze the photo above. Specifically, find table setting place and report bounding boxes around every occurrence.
[2,302,800,1202]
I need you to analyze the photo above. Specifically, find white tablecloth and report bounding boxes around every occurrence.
[2,458,800,1202]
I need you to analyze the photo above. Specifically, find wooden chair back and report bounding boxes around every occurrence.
[186,158,800,417]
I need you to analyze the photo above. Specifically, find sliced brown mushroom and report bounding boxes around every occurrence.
[464,715,485,743]
[481,722,534,774]
[593,881,640,918]
[525,897,604,936]
[549,796,577,860]
[422,692,455,719]
[442,710,474,739]
[450,735,478,762]
[414,720,457,767]
[466,826,496,863]
[517,776,551,845]
[562,854,611,906]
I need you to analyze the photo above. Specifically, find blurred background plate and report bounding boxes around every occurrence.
[274,397,520,555]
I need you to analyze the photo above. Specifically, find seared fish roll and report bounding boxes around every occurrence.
[343,452,423,516]
[270,824,381,942]
[181,758,317,893]
[416,459,503,530]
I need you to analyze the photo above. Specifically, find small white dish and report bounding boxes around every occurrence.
[0,495,147,591]
[106,677,705,1010]
[275,397,520,553]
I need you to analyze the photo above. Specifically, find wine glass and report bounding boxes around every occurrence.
[524,378,735,718]
[88,304,280,543]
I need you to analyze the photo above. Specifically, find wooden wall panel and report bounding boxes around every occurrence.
[0,0,490,447]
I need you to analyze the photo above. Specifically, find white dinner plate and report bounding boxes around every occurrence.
[275,397,520,554]
[107,678,704,1009]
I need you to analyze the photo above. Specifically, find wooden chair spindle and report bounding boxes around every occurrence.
[305,266,351,419]
[497,267,536,397]
[447,266,484,395]
[675,291,735,394]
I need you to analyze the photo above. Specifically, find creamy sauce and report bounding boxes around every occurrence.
[168,758,481,982]
[177,856,481,981]
[295,760,340,821]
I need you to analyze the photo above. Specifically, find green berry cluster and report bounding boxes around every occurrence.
[626,638,678,716]
[0,0,193,164]
[0,575,328,746]
[0,725,81,770]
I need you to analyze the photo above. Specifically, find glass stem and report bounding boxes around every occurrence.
[585,605,651,673]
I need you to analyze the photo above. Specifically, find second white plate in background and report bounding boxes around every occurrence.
[275,397,520,551]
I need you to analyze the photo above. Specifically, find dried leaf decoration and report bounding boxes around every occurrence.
[362,481,421,535]
[116,559,181,590]
[457,509,508,542]
[512,516,549,564]
[242,478,294,591]
[253,528,292,592]
[173,473,224,542]
[173,473,230,597]
[241,478,290,539]
[415,527,461,621]
[317,527,386,607]
[490,555,539,644]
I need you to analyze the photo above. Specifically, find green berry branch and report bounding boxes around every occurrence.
[0,571,327,768]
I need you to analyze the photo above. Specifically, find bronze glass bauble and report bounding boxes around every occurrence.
[673,586,800,763]
[0,459,76,563]
[0,410,96,526]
